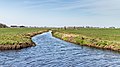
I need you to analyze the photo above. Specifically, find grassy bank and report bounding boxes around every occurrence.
[0,28,48,50]
[52,28,120,52]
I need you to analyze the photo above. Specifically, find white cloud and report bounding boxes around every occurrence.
[24,0,120,16]
[55,0,120,16]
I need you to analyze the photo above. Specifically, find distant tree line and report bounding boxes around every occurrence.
[0,23,118,29]
[62,26,117,30]
[0,23,8,28]
[63,26,100,30]
[10,25,26,28]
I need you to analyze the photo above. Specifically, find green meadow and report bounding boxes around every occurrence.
[0,28,47,45]
[57,28,120,42]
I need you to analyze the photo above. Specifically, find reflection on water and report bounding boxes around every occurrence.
[0,32,120,67]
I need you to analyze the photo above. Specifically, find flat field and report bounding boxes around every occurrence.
[0,28,47,45]
[57,28,120,42]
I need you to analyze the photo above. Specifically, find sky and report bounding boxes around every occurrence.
[0,0,120,27]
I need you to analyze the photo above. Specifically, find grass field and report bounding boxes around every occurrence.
[0,28,47,45]
[56,28,120,42]
[52,28,120,51]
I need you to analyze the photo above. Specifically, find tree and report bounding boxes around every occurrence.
[0,23,8,28]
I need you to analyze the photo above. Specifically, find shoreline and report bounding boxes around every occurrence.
[52,31,120,52]
[0,30,48,50]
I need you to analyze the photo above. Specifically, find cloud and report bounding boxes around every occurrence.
[23,0,120,16]
[54,0,120,16]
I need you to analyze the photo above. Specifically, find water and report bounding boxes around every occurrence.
[1,32,120,67]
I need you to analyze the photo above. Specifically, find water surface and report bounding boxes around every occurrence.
[0,32,120,67]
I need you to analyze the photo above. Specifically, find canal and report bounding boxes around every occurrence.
[0,32,120,67]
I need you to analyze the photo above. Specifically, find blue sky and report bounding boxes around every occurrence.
[0,0,120,27]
